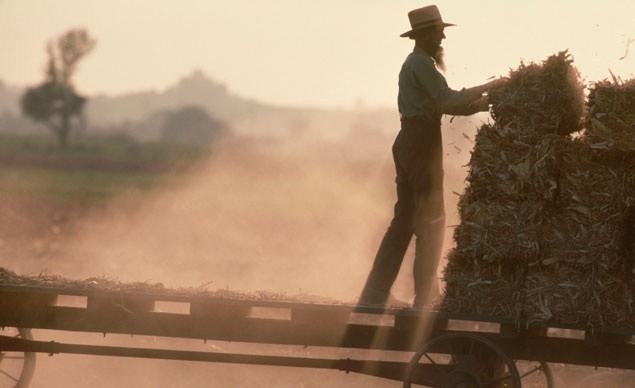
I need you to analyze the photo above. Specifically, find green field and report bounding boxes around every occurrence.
[0,132,211,203]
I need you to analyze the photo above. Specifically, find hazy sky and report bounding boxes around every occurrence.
[2,0,634,109]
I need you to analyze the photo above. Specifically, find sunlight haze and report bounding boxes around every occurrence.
[3,3,635,386]
[1,0,634,108]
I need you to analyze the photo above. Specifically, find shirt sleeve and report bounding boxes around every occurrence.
[412,56,486,116]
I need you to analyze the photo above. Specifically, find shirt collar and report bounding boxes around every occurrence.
[413,46,435,63]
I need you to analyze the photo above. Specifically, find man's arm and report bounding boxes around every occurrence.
[440,81,496,116]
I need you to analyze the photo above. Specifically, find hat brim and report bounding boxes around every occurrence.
[400,22,456,38]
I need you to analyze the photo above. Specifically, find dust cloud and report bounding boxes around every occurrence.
[5,124,470,302]
[7,117,633,387]
[2,117,475,387]
[14,138,397,300]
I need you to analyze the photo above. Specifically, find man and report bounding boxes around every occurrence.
[359,5,499,308]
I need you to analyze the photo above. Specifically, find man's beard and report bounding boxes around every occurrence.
[434,46,446,73]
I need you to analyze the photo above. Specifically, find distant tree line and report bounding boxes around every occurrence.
[160,105,227,145]
[18,28,228,148]
[21,28,95,148]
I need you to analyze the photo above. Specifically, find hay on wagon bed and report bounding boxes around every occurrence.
[540,139,633,270]
[522,263,602,326]
[523,263,635,328]
[488,50,585,136]
[584,78,635,154]
[441,252,525,320]
[0,267,345,305]
[452,195,542,265]
[599,275,635,329]
[442,51,635,328]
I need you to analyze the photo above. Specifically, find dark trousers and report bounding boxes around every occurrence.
[360,116,445,305]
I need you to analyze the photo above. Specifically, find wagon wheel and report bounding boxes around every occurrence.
[403,332,521,388]
[0,328,36,388]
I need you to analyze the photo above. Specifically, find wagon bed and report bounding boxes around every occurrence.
[2,283,635,387]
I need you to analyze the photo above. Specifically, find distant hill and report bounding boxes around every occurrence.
[0,70,485,153]
[85,70,405,141]
[0,70,264,121]
[85,70,264,125]
[0,70,399,140]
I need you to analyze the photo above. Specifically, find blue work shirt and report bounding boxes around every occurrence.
[398,47,479,121]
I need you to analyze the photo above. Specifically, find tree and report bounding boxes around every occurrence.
[160,106,226,145]
[21,28,96,147]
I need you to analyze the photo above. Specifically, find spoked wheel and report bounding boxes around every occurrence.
[0,328,36,388]
[403,332,521,388]
[515,360,554,388]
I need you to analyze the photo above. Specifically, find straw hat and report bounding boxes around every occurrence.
[400,5,456,38]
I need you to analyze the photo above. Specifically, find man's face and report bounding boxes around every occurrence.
[417,25,447,72]
[415,25,446,55]
[429,26,446,51]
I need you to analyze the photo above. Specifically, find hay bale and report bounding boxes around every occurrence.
[441,252,525,320]
[442,52,635,329]
[524,263,635,328]
[522,263,602,326]
[585,78,635,153]
[600,275,635,328]
[488,50,585,136]
[527,139,634,325]
[467,124,565,202]
[468,124,543,200]
[541,140,631,270]
[452,195,542,265]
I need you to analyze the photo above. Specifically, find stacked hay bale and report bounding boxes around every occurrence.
[526,79,635,327]
[441,51,635,327]
[585,79,635,154]
[577,79,635,327]
[534,140,632,326]
[443,124,549,319]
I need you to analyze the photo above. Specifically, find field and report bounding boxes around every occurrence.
[0,133,206,269]
[3,131,632,387]
[1,131,411,387]
[0,132,400,292]
[0,133,205,199]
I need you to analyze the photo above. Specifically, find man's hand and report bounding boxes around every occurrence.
[486,77,509,90]
[468,95,490,112]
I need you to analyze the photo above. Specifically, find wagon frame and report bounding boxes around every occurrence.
[1,283,634,387]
